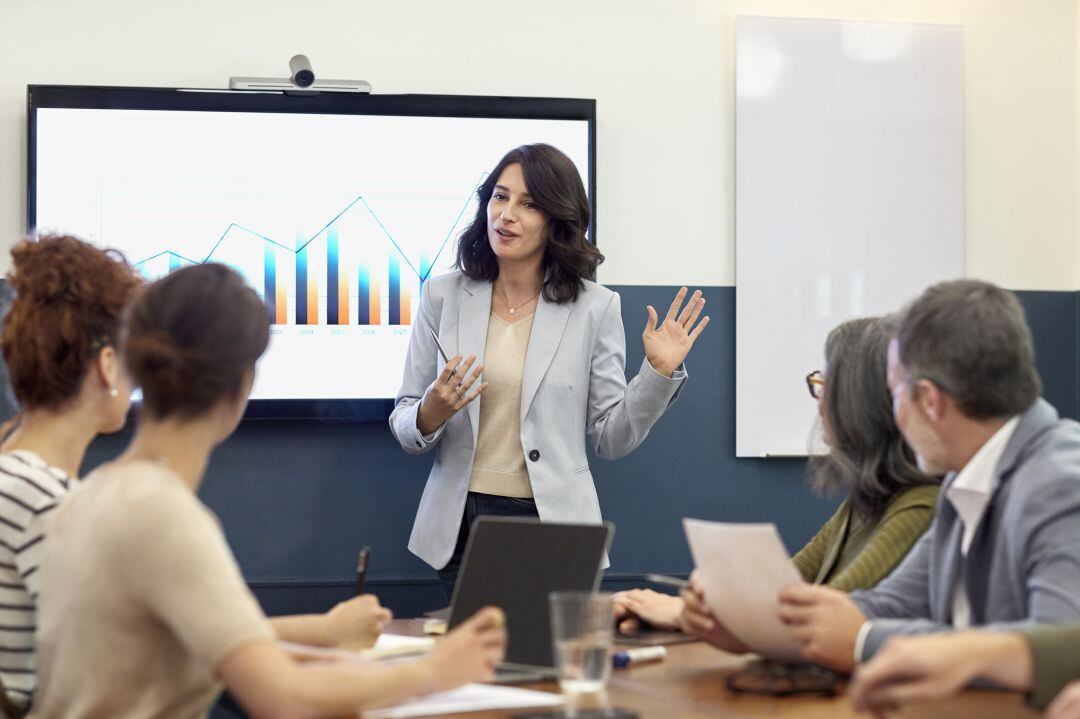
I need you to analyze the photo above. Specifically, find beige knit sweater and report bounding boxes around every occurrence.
[468,312,535,498]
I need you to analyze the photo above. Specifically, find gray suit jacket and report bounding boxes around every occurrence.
[390,272,686,569]
[850,399,1080,660]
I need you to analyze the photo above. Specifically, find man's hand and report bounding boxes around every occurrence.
[849,632,1033,716]
[777,584,865,672]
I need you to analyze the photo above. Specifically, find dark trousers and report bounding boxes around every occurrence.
[212,692,247,718]
[437,492,539,602]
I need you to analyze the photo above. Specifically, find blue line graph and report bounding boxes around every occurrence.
[133,173,487,281]
[134,249,200,266]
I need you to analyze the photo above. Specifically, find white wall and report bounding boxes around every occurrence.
[0,0,1076,289]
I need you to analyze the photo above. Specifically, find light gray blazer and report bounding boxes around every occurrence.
[390,272,686,569]
[850,399,1080,660]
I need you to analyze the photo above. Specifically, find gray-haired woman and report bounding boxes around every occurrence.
[615,316,940,635]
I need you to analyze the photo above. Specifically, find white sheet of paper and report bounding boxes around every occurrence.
[279,634,436,663]
[362,683,564,718]
[683,518,806,660]
[369,634,437,657]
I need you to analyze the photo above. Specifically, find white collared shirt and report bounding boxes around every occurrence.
[854,415,1020,661]
[947,415,1019,627]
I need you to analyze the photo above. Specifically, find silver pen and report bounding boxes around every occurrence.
[428,328,451,363]
[645,573,691,589]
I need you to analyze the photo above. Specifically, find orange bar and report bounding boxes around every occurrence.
[369,276,381,325]
[338,265,350,325]
[401,287,411,325]
[275,260,287,324]
[306,255,317,323]
[306,272,315,321]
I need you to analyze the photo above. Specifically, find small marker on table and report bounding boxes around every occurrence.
[613,646,668,669]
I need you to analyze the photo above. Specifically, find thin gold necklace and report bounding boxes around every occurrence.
[499,287,541,315]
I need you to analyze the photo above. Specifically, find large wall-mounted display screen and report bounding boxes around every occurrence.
[28,86,595,419]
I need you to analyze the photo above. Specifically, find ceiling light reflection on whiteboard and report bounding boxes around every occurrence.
[816,275,832,318]
[849,270,865,315]
[736,31,787,99]
[841,22,914,64]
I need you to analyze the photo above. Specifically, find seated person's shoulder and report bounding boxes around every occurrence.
[877,483,939,523]
[0,450,71,511]
[1043,416,1080,451]
[90,461,217,535]
[894,483,940,507]
[1000,421,1080,517]
[1014,417,1080,481]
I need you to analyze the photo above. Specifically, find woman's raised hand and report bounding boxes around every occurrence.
[642,288,709,377]
[417,354,488,436]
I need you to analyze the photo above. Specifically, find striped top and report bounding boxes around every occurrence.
[792,483,939,592]
[0,450,71,711]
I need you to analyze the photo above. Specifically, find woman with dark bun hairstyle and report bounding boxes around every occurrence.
[0,234,140,714]
[391,143,710,597]
[32,263,507,719]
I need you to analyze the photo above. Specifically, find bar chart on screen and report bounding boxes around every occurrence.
[116,175,485,328]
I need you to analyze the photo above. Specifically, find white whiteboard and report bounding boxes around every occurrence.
[735,17,965,457]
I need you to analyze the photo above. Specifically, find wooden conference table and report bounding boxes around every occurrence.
[387,619,1042,719]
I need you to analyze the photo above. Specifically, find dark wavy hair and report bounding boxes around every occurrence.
[807,317,938,521]
[454,144,603,303]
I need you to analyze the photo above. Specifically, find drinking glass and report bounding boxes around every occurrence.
[549,591,614,694]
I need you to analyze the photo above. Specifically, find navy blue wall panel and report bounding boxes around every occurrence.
[1015,291,1080,421]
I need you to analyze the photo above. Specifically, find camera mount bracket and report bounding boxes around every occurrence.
[229,54,372,94]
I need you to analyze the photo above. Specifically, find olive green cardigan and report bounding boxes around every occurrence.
[792,484,939,592]
[1022,624,1080,709]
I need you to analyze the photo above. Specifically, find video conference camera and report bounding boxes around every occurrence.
[288,54,315,89]
[229,55,372,94]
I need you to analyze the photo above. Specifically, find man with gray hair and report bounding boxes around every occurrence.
[772,278,1080,672]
